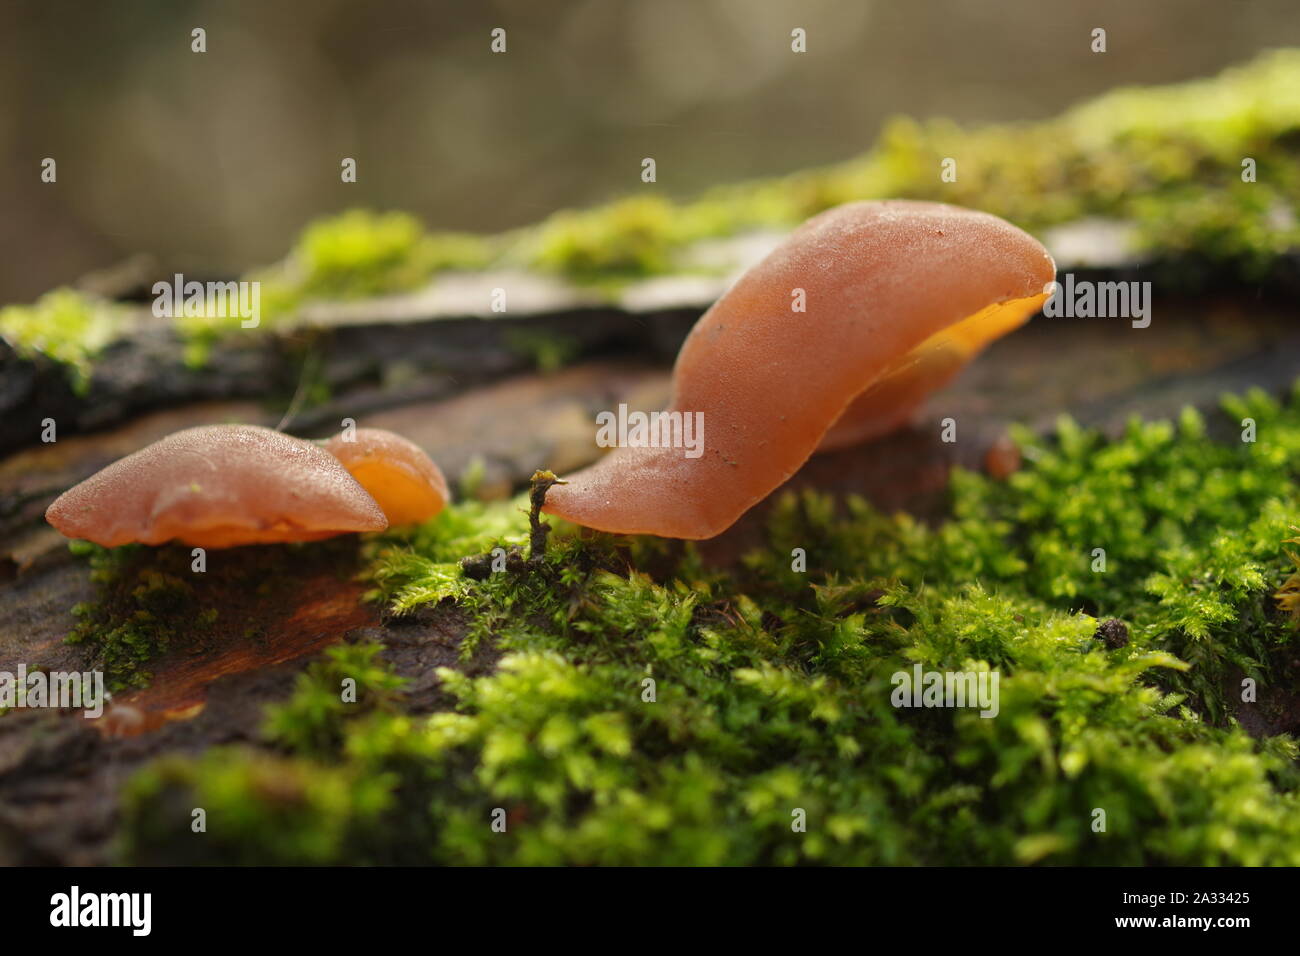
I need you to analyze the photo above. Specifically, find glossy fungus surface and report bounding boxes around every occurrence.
[46,424,388,548]
[545,200,1055,538]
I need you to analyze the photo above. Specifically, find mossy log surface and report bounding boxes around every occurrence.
[3,49,1299,864]
[1,287,1298,864]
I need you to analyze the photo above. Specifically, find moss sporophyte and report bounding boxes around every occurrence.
[460,470,567,579]
[103,386,1300,865]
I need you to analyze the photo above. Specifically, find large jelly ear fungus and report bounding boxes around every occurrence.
[45,424,388,548]
[323,427,449,527]
[544,200,1056,539]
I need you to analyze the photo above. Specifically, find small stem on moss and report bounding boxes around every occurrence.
[459,470,568,580]
[528,469,566,563]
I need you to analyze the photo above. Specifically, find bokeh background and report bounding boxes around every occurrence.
[4,0,1299,302]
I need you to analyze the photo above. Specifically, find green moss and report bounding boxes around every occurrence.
[119,384,1300,865]
[294,210,492,299]
[524,49,1300,284]
[503,329,579,374]
[64,542,204,690]
[65,539,359,690]
[456,456,489,500]
[526,196,683,282]
[119,749,394,866]
[361,496,534,663]
[262,642,408,758]
[169,210,496,365]
[0,289,125,392]
[173,272,302,368]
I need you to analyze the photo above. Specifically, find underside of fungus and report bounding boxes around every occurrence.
[324,427,449,526]
[544,200,1056,539]
[45,424,388,548]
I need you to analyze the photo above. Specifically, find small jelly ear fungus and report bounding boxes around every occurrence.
[544,200,1055,539]
[45,424,387,548]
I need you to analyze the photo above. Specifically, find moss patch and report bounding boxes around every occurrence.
[294,210,494,299]
[0,289,126,392]
[66,538,362,691]
[118,385,1300,865]
[288,50,1298,294]
[519,48,1300,284]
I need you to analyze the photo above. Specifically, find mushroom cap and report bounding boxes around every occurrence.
[544,200,1055,539]
[45,424,388,548]
[323,427,449,527]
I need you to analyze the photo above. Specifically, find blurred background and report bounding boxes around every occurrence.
[3,0,1299,303]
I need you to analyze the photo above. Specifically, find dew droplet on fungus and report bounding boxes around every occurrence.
[45,424,388,548]
[544,200,1056,539]
[323,427,449,526]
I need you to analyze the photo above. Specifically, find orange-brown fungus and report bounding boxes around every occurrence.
[544,200,1055,539]
[323,427,449,526]
[45,424,388,548]
[984,433,1023,481]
